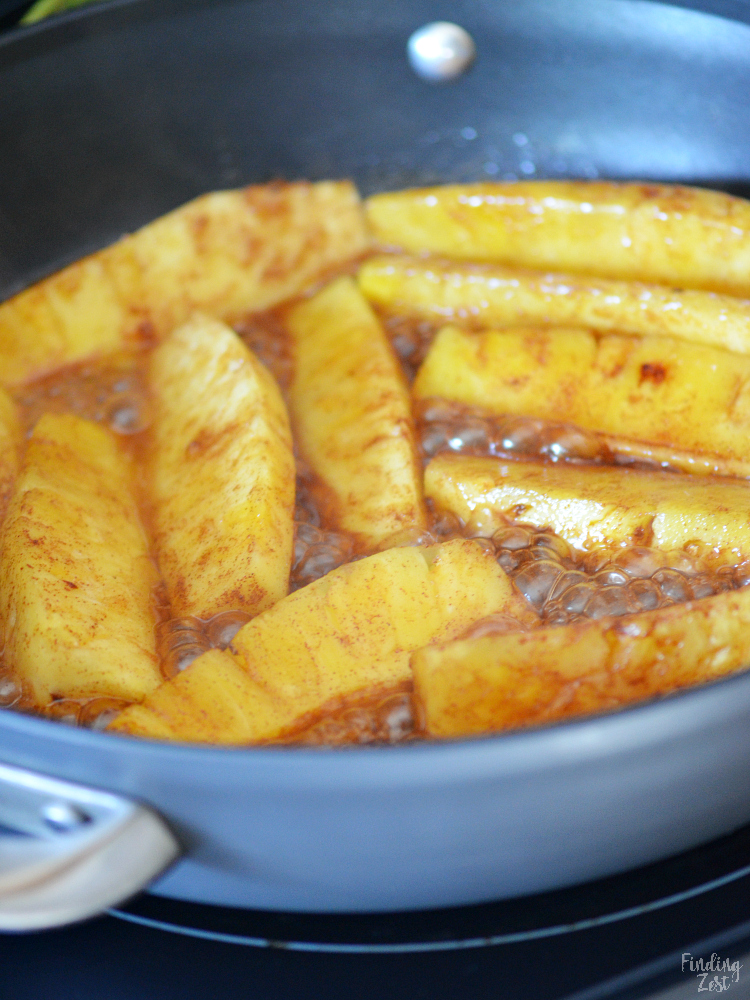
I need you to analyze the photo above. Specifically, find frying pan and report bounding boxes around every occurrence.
[2,0,750,931]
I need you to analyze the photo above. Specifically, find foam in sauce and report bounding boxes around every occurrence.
[2,288,749,742]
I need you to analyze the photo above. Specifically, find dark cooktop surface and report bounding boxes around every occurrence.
[4,822,750,999]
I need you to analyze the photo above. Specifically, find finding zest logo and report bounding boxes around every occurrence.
[682,953,742,992]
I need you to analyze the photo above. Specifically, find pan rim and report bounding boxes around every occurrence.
[1,0,750,773]
[1,659,749,781]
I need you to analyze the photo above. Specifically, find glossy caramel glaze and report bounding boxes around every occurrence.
[6,185,750,741]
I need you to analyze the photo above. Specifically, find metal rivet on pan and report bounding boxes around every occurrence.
[42,801,90,832]
[407,22,476,82]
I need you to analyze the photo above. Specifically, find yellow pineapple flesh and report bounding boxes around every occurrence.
[425,454,750,559]
[366,181,750,294]
[0,413,161,705]
[413,585,750,737]
[148,315,295,619]
[286,276,425,547]
[358,254,750,354]
[109,539,534,743]
[108,650,291,744]
[0,181,370,386]
[414,326,750,476]
[0,388,21,518]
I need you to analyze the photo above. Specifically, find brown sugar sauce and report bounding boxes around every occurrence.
[14,351,152,439]
[3,292,750,742]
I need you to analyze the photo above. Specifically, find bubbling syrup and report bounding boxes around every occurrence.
[293,689,415,746]
[414,397,745,479]
[158,617,213,679]
[492,524,748,626]
[233,310,293,392]
[291,465,360,591]
[38,694,132,730]
[292,523,356,591]
[157,610,253,681]
[14,353,150,438]
[3,296,750,744]
[379,312,440,383]
[417,398,633,469]
[0,670,22,709]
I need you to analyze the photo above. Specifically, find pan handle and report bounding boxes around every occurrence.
[0,760,180,931]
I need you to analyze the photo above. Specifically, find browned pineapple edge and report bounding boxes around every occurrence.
[1,178,750,745]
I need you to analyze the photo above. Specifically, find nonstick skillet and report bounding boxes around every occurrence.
[2,0,750,930]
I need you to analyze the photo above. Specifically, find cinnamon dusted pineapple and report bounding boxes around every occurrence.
[414,326,750,477]
[358,254,750,355]
[365,181,750,293]
[110,539,535,743]
[0,413,161,705]
[285,276,426,548]
[0,388,21,518]
[0,181,370,386]
[148,314,295,619]
[107,651,291,744]
[3,176,750,745]
[413,584,750,737]
[425,454,750,559]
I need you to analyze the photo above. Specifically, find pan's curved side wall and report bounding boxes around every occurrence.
[1,0,750,910]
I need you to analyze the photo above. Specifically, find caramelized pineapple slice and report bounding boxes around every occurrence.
[0,414,160,706]
[286,276,425,547]
[109,650,290,744]
[358,255,750,354]
[425,454,750,558]
[413,586,750,737]
[366,182,750,294]
[0,181,370,386]
[414,326,750,477]
[109,539,534,743]
[148,315,295,618]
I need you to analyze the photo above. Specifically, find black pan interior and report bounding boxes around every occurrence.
[2,0,750,302]
[1,0,750,750]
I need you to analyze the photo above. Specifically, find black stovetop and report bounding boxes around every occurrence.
[4,822,750,1000]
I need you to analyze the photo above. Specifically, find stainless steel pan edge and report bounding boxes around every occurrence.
[2,0,750,917]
